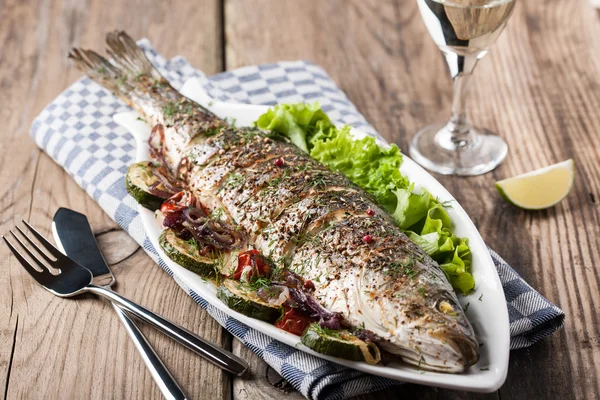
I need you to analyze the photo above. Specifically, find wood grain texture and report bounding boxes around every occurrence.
[231,345,304,400]
[1,0,599,399]
[224,0,600,399]
[0,0,229,399]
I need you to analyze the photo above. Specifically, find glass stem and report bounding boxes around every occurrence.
[444,54,479,144]
[450,72,472,135]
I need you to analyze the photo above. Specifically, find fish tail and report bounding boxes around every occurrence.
[68,31,167,110]
[104,30,157,77]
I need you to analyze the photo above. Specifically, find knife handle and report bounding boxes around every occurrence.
[87,285,248,376]
[112,302,188,400]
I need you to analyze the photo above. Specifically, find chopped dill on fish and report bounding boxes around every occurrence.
[70,31,479,372]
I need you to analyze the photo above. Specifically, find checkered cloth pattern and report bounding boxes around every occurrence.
[30,40,564,399]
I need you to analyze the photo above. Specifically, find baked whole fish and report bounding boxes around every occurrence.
[70,31,479,372]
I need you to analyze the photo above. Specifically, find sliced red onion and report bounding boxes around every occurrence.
[148,145,163,164]
[257,285,290,306]
[183,207,207,224]
[163,211,185,231]
[152,167,184,194]
[354,329,380,343]
[273,269,304,289]
[163,211,192,239]
[275,286,290,305]
[287,287,345,330]
[148,124,167,165]
[204,220,245,249]
[319,316,344,330]
[175,229,192,240]
[270,269,346,328]
[147,181,176,199]
[182,214,245,251]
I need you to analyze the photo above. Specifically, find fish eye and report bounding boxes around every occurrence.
[438,300,458,316]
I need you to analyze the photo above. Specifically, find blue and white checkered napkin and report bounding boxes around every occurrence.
[30,40,564,399]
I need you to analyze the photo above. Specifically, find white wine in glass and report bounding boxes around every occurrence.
[410,0,516,176]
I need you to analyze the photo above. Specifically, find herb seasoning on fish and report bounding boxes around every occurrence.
[70,31,479,373]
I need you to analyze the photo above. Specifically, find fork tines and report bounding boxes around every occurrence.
[2,220,61,282]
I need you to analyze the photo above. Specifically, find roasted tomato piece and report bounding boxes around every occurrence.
[275,306,312,336]
[233,249,271,280]
[160,191,193,214]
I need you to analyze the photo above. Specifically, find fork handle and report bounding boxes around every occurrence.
[112,303,188,400]
[86,285,248,376]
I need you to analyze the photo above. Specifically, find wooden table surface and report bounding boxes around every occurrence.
[1,0,599,399]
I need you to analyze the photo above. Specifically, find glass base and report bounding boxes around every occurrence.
[409,122,508,176]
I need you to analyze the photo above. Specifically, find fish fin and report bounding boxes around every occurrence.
[104,31,159,79]
[68,47,125,94]
[68,31,165,106]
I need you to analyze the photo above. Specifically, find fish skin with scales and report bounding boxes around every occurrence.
[69,30,479,373]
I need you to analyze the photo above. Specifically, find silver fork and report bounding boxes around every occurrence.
[2,220,248,376]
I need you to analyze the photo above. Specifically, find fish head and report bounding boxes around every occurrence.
[357,260,479,372]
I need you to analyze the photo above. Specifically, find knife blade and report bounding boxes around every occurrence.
[52,207,188,399]
[52,207,114,287]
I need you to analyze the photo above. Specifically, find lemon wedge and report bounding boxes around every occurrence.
[495,159,574,210]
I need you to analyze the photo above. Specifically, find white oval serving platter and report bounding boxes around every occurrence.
[113,77,509,392]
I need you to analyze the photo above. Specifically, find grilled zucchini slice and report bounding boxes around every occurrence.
[301,324,381,365]
[216,279,282,322]
[126,161,165,210]
[159,228,215,277]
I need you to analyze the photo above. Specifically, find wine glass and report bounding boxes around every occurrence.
[410,0,516,176]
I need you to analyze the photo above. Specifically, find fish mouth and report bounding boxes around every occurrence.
[444,331,480,370]
[416,329,479,372]
[378,328,480,373]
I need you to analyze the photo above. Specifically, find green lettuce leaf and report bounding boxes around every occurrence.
[254,102,331,153]
[392,186,432,229]
[310,126,408,209]
[405,231,439,255]
[407,202,475,294]
[421,203,453,235]
[439,238,474,295]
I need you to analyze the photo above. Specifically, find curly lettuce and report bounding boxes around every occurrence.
[310,126,409,210]
[254,102,475,295]
[255,102,330,153]
[405,199,474,294]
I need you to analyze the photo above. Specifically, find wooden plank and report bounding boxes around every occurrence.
[224,0,600,399]
[230,345,304,400]
[0,1,52,397]
[0,0,229,399]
